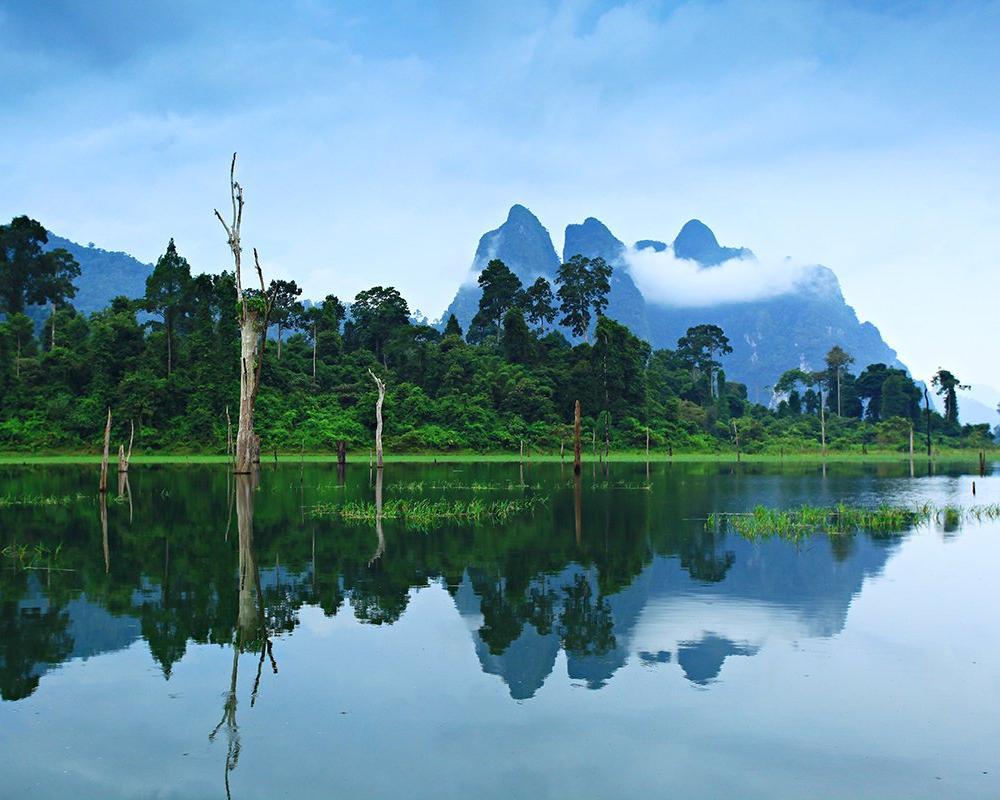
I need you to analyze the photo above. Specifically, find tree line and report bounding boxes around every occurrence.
[0,213,993,455]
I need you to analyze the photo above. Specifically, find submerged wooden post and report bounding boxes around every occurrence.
[645,427,650,462]
[337,440,347,467]
[99,409,112,493]
[573,400,582,475]
[732,420,741,462]
[368,368,385,469]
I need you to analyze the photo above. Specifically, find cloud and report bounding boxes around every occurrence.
[623,246,812,307]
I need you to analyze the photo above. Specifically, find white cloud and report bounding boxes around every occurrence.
[623,246,812,307]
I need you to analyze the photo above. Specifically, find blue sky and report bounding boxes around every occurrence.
[2,0,998,391]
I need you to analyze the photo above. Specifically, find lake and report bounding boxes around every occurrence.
[0,459,997,799]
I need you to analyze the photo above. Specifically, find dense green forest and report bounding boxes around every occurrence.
[0,216,994,455]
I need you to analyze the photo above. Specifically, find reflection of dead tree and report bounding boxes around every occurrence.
[100,492,109,573]
[211,473,276,798]
[573,472,582,546]
[369,467,385,567]
[210,646,241,800]
[116,472,133,524]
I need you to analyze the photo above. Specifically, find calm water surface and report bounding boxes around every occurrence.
[1,460,998,799]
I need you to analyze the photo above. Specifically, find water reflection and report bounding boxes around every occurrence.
[210,473,276,799]
[0,460,992,706]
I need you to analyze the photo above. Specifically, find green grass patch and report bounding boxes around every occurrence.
[708,503,1000,540]
[0,492,90,507]
[309,496,546,527]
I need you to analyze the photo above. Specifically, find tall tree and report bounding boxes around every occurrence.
[880,373,920,421]
[593,317,649,422]
[301,294,344,381]
[443,313,463,338]
[501,307,534,365]
[144,239,192,377]
[555,255,612,342]
[267,279,303,360]
[4,313,34,379]
[523,277,557,328]
[0,216,80,315]
[824,345,854,416]
[345,286,409,364]
[676,324,732,400]
[471,260,523,344]
[931,368,969,425]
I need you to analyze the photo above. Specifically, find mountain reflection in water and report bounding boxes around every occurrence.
[0,460,932,703]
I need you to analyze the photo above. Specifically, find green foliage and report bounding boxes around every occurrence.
[0,216,80,315]
[0,220,990,456]
[555,254,611,340]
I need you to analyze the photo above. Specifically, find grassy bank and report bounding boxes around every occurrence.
[0,448,996,466]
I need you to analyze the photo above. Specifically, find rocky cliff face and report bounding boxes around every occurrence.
[562,217,649,341]
[440,204,560,332]
[441,206,906,388]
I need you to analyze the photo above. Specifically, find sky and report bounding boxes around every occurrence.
[1,0,998,393]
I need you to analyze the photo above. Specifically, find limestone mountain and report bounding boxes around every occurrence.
[441,206,906,393]
[562,217,649,342]
[440,204,560,332]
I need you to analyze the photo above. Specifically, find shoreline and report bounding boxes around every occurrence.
[0,449,996,466]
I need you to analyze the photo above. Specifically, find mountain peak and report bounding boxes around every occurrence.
[673,219,720,260]
[506,204,541,225]
[672,219,752,266]
[563,217,623,263]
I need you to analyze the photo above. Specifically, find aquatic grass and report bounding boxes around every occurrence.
[388,480,543,493]
[0,492,89,508]
[309,496,546,526]
[707,503,1000,540]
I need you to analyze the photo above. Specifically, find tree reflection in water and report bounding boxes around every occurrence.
[210,472,276,800]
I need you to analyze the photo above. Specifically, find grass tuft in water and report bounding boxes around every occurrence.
[309,496,545,526]
[0,493,89,507]
[707,503,1000,540]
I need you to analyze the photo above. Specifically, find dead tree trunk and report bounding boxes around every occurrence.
[215,154,274,474]
[368,368,386,469]
[118,419,134,473]
[99,408,111,493]
[573,400,582,475]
